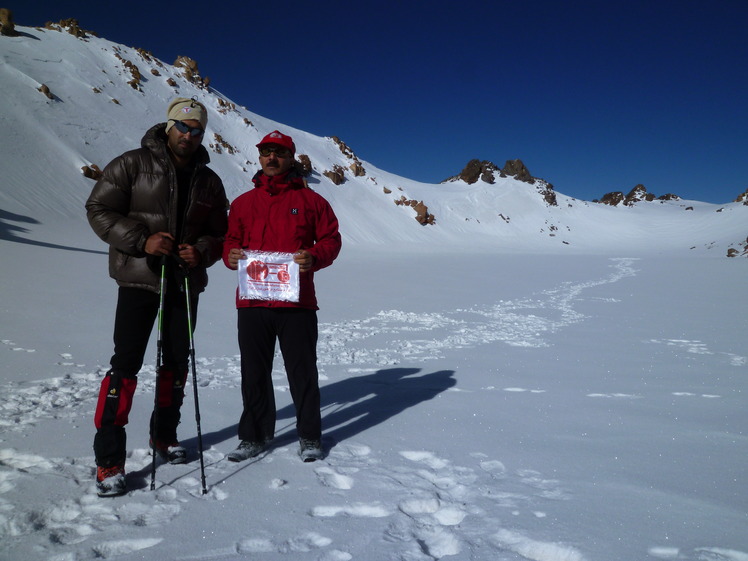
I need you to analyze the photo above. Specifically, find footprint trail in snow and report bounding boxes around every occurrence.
[1,258,745,560]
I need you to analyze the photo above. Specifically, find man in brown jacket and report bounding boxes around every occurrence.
[85,97,227,497]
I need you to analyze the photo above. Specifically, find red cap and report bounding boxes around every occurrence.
[256,130,296,155]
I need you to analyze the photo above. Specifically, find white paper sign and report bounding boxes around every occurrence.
[237,251,300,302]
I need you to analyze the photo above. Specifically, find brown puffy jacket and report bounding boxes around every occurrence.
[86,123,228,293]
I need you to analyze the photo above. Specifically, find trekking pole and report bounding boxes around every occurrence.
[173,254,208,495]
[150,255,168,491]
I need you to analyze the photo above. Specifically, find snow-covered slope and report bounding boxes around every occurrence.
[1,23,746,255]
[2,23,747,561]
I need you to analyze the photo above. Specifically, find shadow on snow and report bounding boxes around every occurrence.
[0,208,106,255]
[190,367,457,454]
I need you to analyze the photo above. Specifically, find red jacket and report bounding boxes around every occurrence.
[223,171,342,309]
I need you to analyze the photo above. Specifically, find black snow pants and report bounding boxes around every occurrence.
[93,284,197,468]
[237,307,321,444]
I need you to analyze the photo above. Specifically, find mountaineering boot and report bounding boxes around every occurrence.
[298,438,323,462]
[227,440,265,462]
[96,464,126,497]
[150,439,187,464]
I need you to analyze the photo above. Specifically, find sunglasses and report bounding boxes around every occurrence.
[259,146,291,158]
[171,120,205,137]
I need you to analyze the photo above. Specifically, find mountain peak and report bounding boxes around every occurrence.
[443,159,558,207]
[444,158,539,186]
[1,23,746,256]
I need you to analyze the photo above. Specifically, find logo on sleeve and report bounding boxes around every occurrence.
[291,208,298,215]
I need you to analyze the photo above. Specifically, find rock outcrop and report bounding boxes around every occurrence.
[500,159,534,184]
[38,84,54,99]
[595,184,681,206]
[323,165,346,185]
[395,196,435,225]
[330,136,366,178]
[0,8,18,36]
[44,18,91,38]
[81,164,102,180]
[447,159,500,184]
[296,155,313,177]
[444,158,557,206]
[174,55,209,88]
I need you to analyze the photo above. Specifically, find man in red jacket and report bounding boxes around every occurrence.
[223,130,342,462]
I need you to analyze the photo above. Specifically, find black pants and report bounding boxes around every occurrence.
[93,284,197,467]
[111,285,196,374]
[237,307,321,443]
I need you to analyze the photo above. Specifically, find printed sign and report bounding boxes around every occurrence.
[238,251,300,302]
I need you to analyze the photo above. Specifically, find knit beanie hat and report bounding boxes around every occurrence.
[256,130,296,156]
[165,97,208,133]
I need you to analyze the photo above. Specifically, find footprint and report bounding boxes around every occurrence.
[311,503,392,518]
[399,450,449,470]
[727,354,746,366]
[315,466,354,490]
[479,459,507,477]
[433,505,467,526]
[236,537,276,553]
[412,526,462,558]
[318,550,353,561]
[399,496,440,517]
[91,538,163,557]
[117,502,181,527]
[490,528,587,561]
[0,448,56,471]
[517,469,569,500]
[693,547,748,560]
[283,532,333,553]
[648,546,681,559]
[237,532,332,554]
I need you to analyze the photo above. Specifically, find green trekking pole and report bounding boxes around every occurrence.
[172,253,208,495]
[183,271,208,494]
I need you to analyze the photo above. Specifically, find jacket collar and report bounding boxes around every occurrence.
[252,169,305,195]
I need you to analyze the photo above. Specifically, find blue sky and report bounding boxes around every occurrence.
[17,1,748,203]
